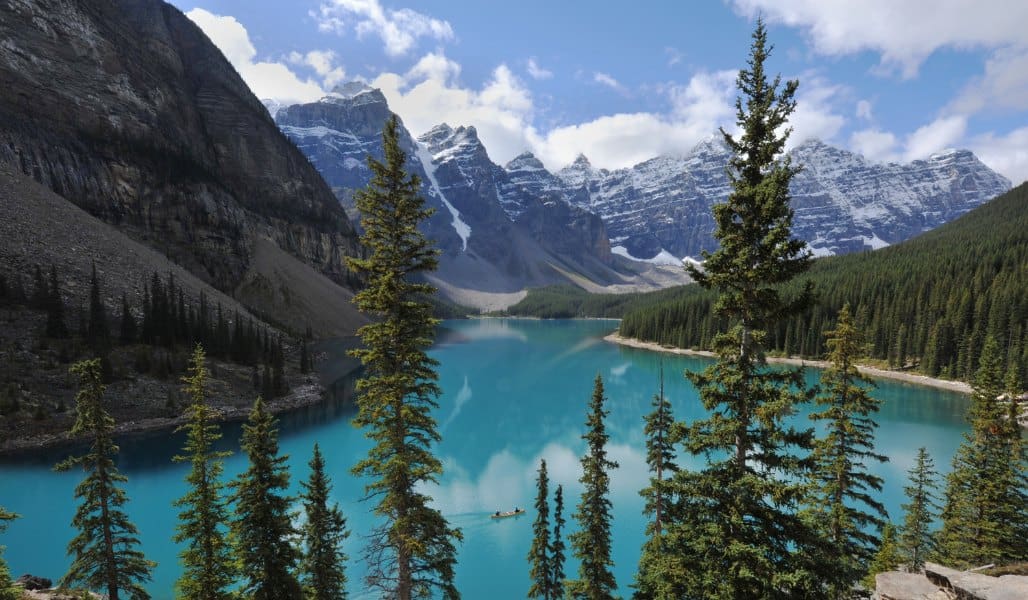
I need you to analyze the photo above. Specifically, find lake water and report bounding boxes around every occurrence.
[0,319,971,598]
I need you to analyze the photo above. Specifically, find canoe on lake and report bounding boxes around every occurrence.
[490,508,526,519]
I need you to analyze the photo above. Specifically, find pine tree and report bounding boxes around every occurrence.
[346,115,460,600]
[937,336,1025,566]
[807,304,887,597]
[999,371,1028,560]
[0,506,18,600]
[899,447,939,572]
[119,293,137,343]
[46,265,69,338]
[668,18,815,599]
[229,397,302,598]
[568,375,618,600]
[300,444,350,600]
[56,359,155,599]
[551,485,566,600]
[300,340,311,375]
[632,369,679,600]
[172,345,235,599]
[863,523,901,590]
[528,459,552,599]
[87,262,110,350]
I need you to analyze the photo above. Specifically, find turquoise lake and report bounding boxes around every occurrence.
[0,319,971,598]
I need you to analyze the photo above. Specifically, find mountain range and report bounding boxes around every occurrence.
[270,83,1011,284]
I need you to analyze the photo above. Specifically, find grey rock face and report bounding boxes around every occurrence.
[0,0,361,290]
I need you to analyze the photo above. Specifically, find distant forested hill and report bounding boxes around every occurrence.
[618,182,1027,382]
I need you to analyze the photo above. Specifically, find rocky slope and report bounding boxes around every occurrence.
[273,85,680,307]
[0,0,362,297]
[554,137,1012,260]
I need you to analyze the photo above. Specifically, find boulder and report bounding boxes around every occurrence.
[925,562,1028,600]
[15,574,52,590]
[874,571,947,599]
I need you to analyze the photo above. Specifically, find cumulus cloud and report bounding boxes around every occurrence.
[288,49,347,88]
[855,99,873,121]
[849,116,968,165]
[731,0,1028,78]
[526,58,553,80]
[849,128,900,163]
[948,46,1028,115]
[311,0,454,57]
[787,75,847,146]
[186,8,326,103]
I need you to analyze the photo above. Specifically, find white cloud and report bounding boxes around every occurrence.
[849,128,899,163]
[787,76,847,146]
[848,116,968,165]
[969,127,1028,185]
[904,115,967,161]
[312,0,453,57]
[288,50,347,89]
[593,72,625,92]
[732,0,1028,78]
[949,46,1028,115]
[665,46,684,67]
[526,58,553,80]
[855,99,873,121]
[405,51,461,85]
[186,9,326,103]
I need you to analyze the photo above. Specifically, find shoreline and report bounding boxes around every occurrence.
[604,332,974,395]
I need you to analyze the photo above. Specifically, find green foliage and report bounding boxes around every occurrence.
[504,285,694,320]
[172,345,236,599]
[0,506,19,600]
[568,375,619,600]
[56,359,155,600]
[662,20,816,599]
[300,444,350,600]
[632,373,679,600]
[937,336,1028,567]
[805,304,888,597]
[863,523,901,590]
[620,182,1028,384]
[346,115,460,600]
[551,485,566,600]
[229,397,302,598]
[527,459,552,599]
[900,447,940,572]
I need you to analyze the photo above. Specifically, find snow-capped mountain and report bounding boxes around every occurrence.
[271,86,642,305]
[552,136,1011,260]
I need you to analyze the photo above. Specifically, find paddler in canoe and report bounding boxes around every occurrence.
[491,506,525,519]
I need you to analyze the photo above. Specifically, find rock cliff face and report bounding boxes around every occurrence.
[273,88,628,299]
[0,0,361,291]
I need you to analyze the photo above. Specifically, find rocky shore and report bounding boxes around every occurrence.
[605,332,974,395]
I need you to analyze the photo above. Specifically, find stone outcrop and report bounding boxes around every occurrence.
[874,564,1028,600]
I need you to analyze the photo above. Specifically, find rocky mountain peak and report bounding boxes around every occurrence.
[329,81,374,98]
[505,151,547,173]
[556,153,598,188]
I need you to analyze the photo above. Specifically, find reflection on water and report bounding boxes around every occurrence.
[0,319,970,599]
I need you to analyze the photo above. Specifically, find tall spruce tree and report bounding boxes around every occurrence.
[528,459,552,600]
[806,304,888,597]
[0,506,18,600]
[229,397,302,598]
[46,265,69,338]
[899,447,939,572]
[172,345,235,599]
[551,485,566,600]
[300,443,350,600]
[56,359,155,599]
[568,375,619,600]
[668,18,815,599]
[999,373,1028,560]
[937,335,1026,567]
[346,115,460,599]
[632,370,679,600]
[119,293,137,343]
[87,263,109,350]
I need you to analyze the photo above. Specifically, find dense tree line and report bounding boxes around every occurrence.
[619,181,1028,384]
[0,264,293,396]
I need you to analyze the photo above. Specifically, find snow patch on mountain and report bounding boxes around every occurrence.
[415,142,470,251]
[611,246,684,266]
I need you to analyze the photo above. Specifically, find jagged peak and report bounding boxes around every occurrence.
[327,81,375,99]
[505,151,546,172]
[570,153,592,168]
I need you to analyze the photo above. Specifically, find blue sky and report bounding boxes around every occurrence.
[170,0,1028,184]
